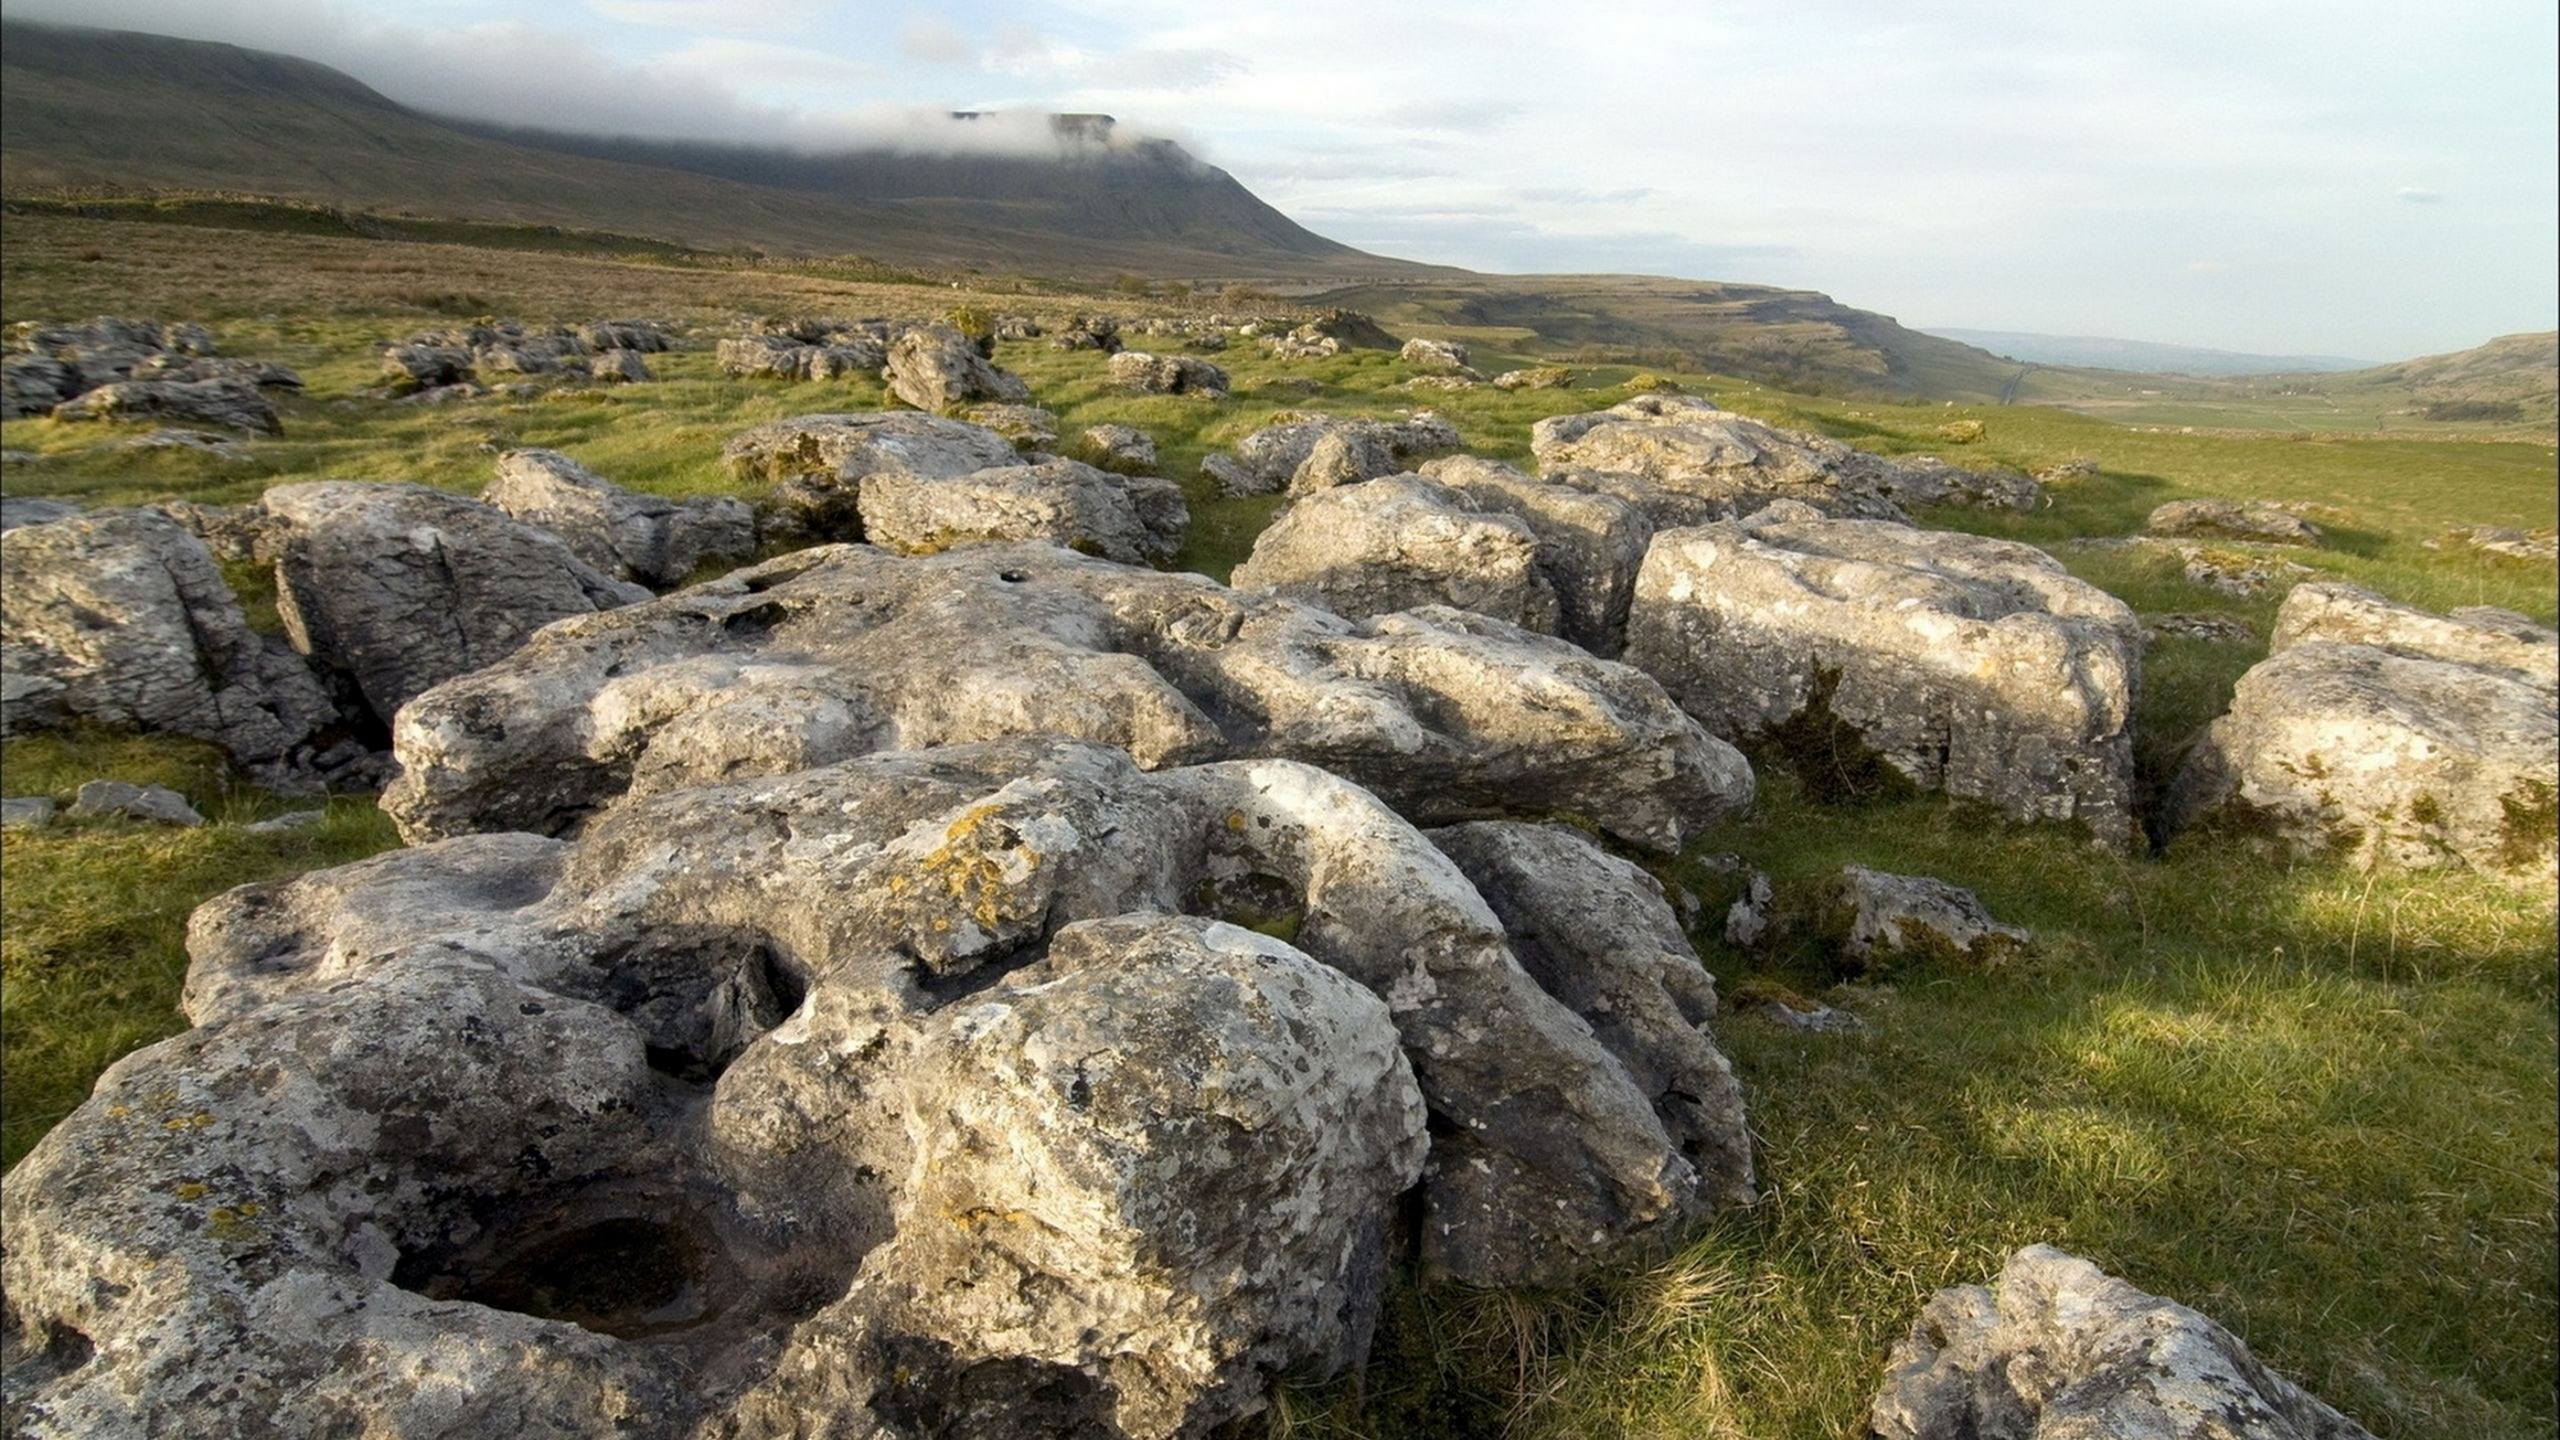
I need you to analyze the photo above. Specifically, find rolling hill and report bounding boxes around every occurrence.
[1923,328,2372,376]
[2303,330,2559,422]
[0,20,1403,281]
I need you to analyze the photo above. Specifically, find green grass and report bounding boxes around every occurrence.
[0,733,400,1168]
[1,211,2553,1439]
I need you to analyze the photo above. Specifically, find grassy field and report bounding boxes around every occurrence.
[3,213,2554,1439]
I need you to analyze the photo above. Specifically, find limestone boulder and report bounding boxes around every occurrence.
[1200,412,1461,497]
[1492,366,1573,391]
[1231,475,1560,635]
[2271,579,2555,689]
[1400,336,1472,370]
[1736,866,2033,972]
[0,495,79,531]
[380,542,1753,854]
[1419,455,1653,653]
[1624,504,2140,843]
[588,349,650,384]
[1107,350,1230,396]
[263,482,649,727]
[2148,498,2323,547]
[51,377,281,435]
[2167,638,2557,878]
[962,402,1059,447]
[9,736,1753,1435]
[859,456,1188,564]
[1872,1245,2376,1440]
[1531,394,1907,522]
[486,449,757,588]
[883,323,1031,413]
[1082,422,1159,471]
[722,411,1023,538]
[0,508,339,780]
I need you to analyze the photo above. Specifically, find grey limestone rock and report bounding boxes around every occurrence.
[1231,475,1561,635]
[485,449,757,589]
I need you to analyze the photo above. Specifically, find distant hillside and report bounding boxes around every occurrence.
[2290,331,2559,426]
[0,21,1408,281]
[0,21,2070,401]
[1925,328,2371,376]
[1320,274,2050,401]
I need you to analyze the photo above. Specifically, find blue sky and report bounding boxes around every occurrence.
[10,0,2555,360]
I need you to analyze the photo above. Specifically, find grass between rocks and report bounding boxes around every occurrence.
[2,213,2554,1438]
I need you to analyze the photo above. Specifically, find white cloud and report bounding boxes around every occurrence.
[2397,186,2446,204]
[899,16,972,65]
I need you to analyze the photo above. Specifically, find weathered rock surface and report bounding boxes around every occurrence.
[6,316,250,418]
[2428,524,2557,563]
[860,456,1188,564]
[715,333,886,382]
[0,495,78,531]
[1399,337,1472,370]
[2141,612,2257,645]
[6,737,1755,1434]
[721,411,1023,539]
[1871,1245,2376,1440]
[2270,580,2556,689]
[1738,866,2031,972]
[1418,455,1654,653]
[485,449,757,588]
[1532,395,1910,522]
[1231,475,1561,635]
[883,323,1031,413]
[382,542,1752,854]
[263,482,650,727]
[1877,455,2043,512]
[0,795,54,829]
[1493,366,1573,391]
[1107,351,1230,396]
[2148,498,2323,547]
[2168,626,2558,879]
[0,508,339,778]
[50,377,281,435]
[380,319,670,392]
[1625,504,2139,842]
[1429,821,1754,1240]
[1082,422,1159,471]
[962,402,1059,447]
[68,778,205,826]
[1200,412,1461,497]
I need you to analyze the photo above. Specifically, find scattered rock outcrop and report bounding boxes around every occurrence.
[716,332,888,382]
[5,317,297,421]
[1200,412,1461,497]
[882,323,1031,413]
[2427,524,2557,563]
[2148,498,2324,547]
[51,378,281,435]
[1,507,340,782]
[1081,422,1159,471]
[1533,395,2038,523]
[1493,366,1574,391]
[6,734,1756,1435]
[1399,337,1473,371]
[719,413,1183,559]
[381,542,1753,855]
[1263,310,1397,359]
[2270,580,2555,689]
[723,411,1024,538]
[485,449,757,589]
[963,402,1059,447]
[1232,475,1560,635]
[2168,584,2557,877]
[380,319,670,393]
[1730,866,2031,972]
[68,778,204,826]
[1107,351,1230,396]
[263,482,650,727]
[1871,1245,2376,1440]
[1625,503,2139,843]
[1418,455,1654,653]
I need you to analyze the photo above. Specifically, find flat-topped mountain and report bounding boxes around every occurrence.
[0,20,1402,280]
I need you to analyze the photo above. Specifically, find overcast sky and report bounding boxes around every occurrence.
[10,0,2555,359]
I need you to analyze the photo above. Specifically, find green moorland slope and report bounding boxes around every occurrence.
[2,212,2554,1440]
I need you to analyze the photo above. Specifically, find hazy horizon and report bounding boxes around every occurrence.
[4,0,2553,361]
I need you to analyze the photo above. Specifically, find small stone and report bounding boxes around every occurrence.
[1,796,57,829]
[2148,498,2324,547]
[243,809,328,834]
[69,780,204,826]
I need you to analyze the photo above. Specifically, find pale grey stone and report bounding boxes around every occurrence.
[2149,498,2324,547]
[1231,475,1561,635]
[882,323,1030,414]
[2271,580,2555,690]
[69,778,203,826]
[1871,1245,2376,1440]
[380,542,1753,856]
[1,795,55,829]
[1106,350,1230,396]
[485,449,756,589]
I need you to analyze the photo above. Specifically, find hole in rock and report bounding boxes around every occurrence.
[1187,870,1308,947]
[596,942,809,1087]
[720,598,794,640]
[394,1180,848,1347]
